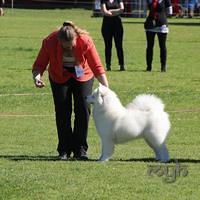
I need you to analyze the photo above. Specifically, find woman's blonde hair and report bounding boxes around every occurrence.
[57,21,89,41]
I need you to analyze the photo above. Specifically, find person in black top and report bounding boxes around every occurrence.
[101,0,125,71]
[144,0,172,72]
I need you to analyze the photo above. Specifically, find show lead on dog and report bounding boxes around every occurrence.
[144,0,173,72]
[101,0,125,71]
[32,21,108,160]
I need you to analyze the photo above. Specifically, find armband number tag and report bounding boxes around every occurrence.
[75,66,84,77]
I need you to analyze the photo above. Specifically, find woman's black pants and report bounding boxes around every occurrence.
[49,77,94,156]
[146,31,167,68]
[101,16,124,67]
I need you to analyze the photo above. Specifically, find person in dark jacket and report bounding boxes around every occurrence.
[144,0,173,72]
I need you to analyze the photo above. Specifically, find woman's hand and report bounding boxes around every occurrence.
[101,4,113,17]
[97,74,109,87]
[32,70,45,88]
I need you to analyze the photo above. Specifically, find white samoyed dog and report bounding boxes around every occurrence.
[87,84,171,162]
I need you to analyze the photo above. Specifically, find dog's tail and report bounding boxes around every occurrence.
[126,94,165,112]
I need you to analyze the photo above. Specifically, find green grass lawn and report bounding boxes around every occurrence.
[0,8,200,200]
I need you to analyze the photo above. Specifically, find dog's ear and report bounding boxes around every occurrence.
[98,84,109,96]
[96,87,104,105]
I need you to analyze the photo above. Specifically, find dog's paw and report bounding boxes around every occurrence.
[98,157,109,162]
[156,158,170,163]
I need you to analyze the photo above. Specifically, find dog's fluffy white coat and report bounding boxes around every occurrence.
[87,85,171,162]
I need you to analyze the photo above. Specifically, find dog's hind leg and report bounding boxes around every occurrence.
[156,143,170,163]
[144,139,161,160]
[99,138,115,161]
[145,139,170,162]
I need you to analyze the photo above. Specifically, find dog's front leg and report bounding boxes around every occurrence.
[98,138,115,162]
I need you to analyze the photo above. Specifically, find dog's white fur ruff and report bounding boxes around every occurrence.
[87,84,171,162]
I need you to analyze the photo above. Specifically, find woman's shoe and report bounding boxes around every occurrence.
[73,147,88,160]
[59,152,68,160]
[146,66,152,72]
[106,65,111,71]
[120,65,125,71]
[161,66,166,72]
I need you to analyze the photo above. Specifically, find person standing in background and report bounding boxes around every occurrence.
[32,21,109,160]
[171,0,183,17]
[144,0,173,72]
[101,0,125,71]
[0,0,5,16]
[185,0,197,18]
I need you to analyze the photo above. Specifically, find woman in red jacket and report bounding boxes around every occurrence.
[32,21,109,160]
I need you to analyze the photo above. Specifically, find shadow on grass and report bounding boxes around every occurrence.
[0,155,97,162]
[1,155,200,163]
[121,158,200,163]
